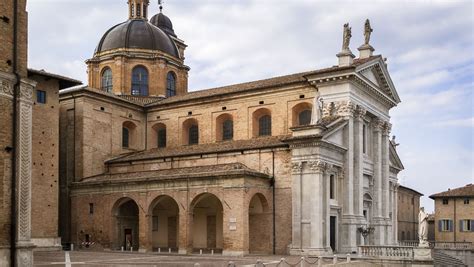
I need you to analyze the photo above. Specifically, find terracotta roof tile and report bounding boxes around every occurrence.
[107,136,289,164]
[429,184,474,199]
[77,162,269,185]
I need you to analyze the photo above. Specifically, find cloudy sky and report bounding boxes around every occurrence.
[27,0,473,212]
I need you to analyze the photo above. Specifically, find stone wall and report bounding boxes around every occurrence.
[397,188,420,241]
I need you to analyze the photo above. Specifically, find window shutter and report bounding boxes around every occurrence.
[460,220,464,232]
[449,220,453,232]
[471,220,474,232]
[438,220,442,232]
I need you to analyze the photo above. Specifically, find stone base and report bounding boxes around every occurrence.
[414,247,432,261]
[222,250,245,256]
[358,44,375,59]
[289,247,332,256]
[0,247,10,267]
[336,50,355,67]
[16,241,35,267]
[31,237,62,251]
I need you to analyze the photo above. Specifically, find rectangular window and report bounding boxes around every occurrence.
[37,90,46,104]
[442,199,449,205]
[89,203,94,215]
[460,220,474,232]
[464,198,470,205]
[122,127,129,148]
[329,174,335,199]
[439,219,453,232]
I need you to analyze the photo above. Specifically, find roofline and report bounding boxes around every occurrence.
[27,68,83,86]
[429,184,474,199]
[398,185,424,196]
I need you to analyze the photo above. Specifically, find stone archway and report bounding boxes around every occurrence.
[190,193,223,253]
[248,193,272,254]
[112,198,139,251]
[149,195,180,252]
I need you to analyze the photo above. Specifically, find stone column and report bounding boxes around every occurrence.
[291,162,303,250]
[308,160,327,253]
[354,106,366,218]
[178,208,188,254]
[394,184,399,244]
[373,118,384,245]
[15,79,36,266]
[324,168,332,252]
[382,122,391,243]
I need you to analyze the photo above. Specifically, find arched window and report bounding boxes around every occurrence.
[299,110,312,126]
[222,120,233,141]
[166,72,176,97]
[122,127,130,148]
[131,66,148,96]
[259,115,271,136]
[158,128,166,148]
[101,68,113,93]
[189,125,199,145]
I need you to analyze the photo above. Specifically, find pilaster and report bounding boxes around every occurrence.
[353,106,366,218]
[372,118,384,245]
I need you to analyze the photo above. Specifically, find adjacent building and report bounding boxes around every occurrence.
[397,185,423,242]
[58,1,405,256]
[430,184,474,243]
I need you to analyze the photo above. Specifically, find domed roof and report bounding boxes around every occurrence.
[95,19,179,58]
[150,12,176,37]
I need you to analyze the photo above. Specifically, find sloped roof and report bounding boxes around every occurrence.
[429,184,474,199]
[106,135,289,164]
[399,185,424,196]
[77,162,270,185]
[28,68,82,89]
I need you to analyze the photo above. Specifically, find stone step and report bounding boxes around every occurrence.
[433,250,467,267]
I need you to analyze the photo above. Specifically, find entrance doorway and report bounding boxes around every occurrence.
[149,195,180,252]
[113,198,139,250]
[330,216,336,252]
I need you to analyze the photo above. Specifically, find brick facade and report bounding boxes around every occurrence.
[397,185,422,241]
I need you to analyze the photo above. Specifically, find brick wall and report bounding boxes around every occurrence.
[435,197,474,243]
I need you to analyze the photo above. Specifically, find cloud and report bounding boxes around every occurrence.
[26,0,474,212]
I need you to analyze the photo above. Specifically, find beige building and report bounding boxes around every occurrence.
[397,185,423,242]
[430,184,474,243]
[57,1,405,256]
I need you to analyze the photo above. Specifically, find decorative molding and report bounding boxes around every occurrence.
[0,79,14,97]
[308,160,328,173]
[354,105,367,120]
[291,162,303,174]
[383,122,392,136]
[373,118,385,132]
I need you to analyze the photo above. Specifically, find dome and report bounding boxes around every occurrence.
[150,13,176,37]
[95,19,179,58]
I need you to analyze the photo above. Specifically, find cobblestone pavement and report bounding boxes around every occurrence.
[33,251,337,267]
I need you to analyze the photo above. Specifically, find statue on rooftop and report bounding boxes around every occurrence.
[364,19,373,45]
[342,23,352,51]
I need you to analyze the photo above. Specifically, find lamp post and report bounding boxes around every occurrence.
[357,224,375,245]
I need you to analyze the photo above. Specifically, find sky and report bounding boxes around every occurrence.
[27,0,473,212]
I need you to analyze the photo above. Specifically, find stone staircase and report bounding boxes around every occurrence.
[433,249,467,266]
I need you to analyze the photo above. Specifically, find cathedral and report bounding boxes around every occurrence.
[1,0,405,263]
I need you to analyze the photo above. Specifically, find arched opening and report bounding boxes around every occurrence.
[248,193,271,254]
[166,72,177,97]
[190,193,223,253]
[152,123,167,148]
[182,118,199,145]
[131,66,149,96]
[112,198,139,251]
[252,108,272,137]
[122,121,137,149]
[101,67,113,93]
[216,114,233,142]
[149,195,179,252]
[292,102,313,127]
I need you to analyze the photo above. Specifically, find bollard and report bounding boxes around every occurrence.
[318,256,322,267]
[300,256,305,267]
[130,246,133,252]
[333,255,337,264]
[194,263,200,267]
[228,261,235,267]
[200,249,202,255]
[256,259,263,267]
[158,247,161,253]
[169,248,171,253]
[211,249,214,255]
[71,244,74,251]
[280,258,285,267]
[346,253,351,263]
[121,246,124,252]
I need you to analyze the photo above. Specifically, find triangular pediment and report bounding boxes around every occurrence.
[389,143,404,171]
[356,57,401,105]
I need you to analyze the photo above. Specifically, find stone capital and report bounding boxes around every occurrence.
[354,105,367,120]
[382,122,392,136]
[307,160,328,173]
[291,162,303,174]
[373,118,385,132]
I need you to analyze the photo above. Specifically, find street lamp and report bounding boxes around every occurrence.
[357,224,375,245]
